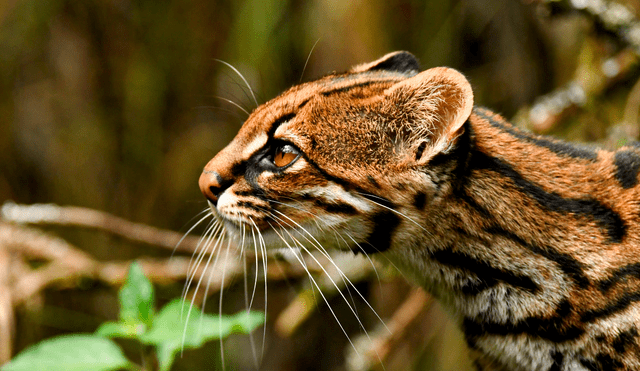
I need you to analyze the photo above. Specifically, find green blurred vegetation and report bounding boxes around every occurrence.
[1,0,640,370]
[4,262,265,371]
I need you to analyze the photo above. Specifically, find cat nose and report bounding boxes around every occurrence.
[198,170,231,205]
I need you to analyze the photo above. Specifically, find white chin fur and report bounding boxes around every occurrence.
[207,197,371,254]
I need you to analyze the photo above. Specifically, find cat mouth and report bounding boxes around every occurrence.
[207,201,370,255]
[207,202,303,248]
[208,201,266,228]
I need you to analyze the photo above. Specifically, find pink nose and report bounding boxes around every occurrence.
[199,170,225,204]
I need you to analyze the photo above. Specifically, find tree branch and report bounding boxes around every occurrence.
[1,202,202,253]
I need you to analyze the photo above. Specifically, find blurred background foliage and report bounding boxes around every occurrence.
[1,0,640,370]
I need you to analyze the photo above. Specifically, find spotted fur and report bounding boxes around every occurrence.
[199,51,640,371]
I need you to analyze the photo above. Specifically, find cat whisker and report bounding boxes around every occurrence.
[272,210,389,332]
[238,225,260,369]
[248,221,260,311]
[269,199,366,266]
[274,223,386,366]
[182,220,223,307]
[267,222,360,354]
[265,210,387,337]
[343,232,382,283]
[175,207,213,256]
[355,191,428,232]
[265,211,318,300]
[182,212,216,262]
[202,229,230,316]
[214,59,259,107]
[217,238,232,371]
[248,217,269,360]
[210,96,250,116]
[181,219,218,307]
[182,224,226,350]
[276,232,372,361]
[300,38,321,83]
[326,229,375,312]
[342,230,408,282]
[192,105,247,122]
[268,198,333,228]
[181,221,218,351]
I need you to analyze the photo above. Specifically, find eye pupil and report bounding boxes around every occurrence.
[273,146,297,167]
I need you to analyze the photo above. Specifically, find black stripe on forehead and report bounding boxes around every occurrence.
[267,113,296,138]
[320,78,399,97]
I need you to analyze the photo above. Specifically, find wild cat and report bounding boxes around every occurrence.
[197,51,640,371]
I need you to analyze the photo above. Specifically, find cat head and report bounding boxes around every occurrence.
[198,51,473,253]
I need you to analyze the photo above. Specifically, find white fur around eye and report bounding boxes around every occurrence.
[273,127,304,146]
[306,184,372,213]
[285,157,307,172]
[273,123,290,138]
[242,133,268,159]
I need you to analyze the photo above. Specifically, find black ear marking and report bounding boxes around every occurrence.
[366,51,420,74]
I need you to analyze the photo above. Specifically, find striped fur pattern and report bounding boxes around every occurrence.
[198,52,640,371]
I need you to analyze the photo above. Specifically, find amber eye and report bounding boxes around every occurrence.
[273,144,298,168]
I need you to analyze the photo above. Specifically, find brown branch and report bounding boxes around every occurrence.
[367,288,431,362]
[514,49,638,132]
[1,203,384,363]
[516,1,640,132]
[0,220,97,265]
[345,287,432,371]
[0,221,307,308]
[274,254,375,337]
[533,0,640,52]
[0,222,208,305]
[1,201,202,254]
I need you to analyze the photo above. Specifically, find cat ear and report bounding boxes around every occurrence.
[351,51,420,75]
[384,67,473,163]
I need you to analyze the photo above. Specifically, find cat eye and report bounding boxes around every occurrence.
[273,144,299,168]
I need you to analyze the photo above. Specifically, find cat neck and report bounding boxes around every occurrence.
[386,106,632,321]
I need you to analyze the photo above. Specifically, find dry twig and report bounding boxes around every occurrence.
[346,288,432,371]
[516,0,640,132]
[1,201,202,253]
[274,254,377,337]
[0,220,256,307]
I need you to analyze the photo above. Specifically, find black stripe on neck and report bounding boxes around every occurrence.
[474,108,598,161]
[358,209,401,255]
[469,150,626,244]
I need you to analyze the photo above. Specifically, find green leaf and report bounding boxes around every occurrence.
[231,310,265,334]
[139,300,265,371]
[118,261,154,326]
[95,321,146,339]
[1,334,131,371]
[155,342,180,371]
[140,299,231,347]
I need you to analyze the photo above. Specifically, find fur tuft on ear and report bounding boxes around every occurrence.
[383,67,474,163]
[351,51,420,75]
